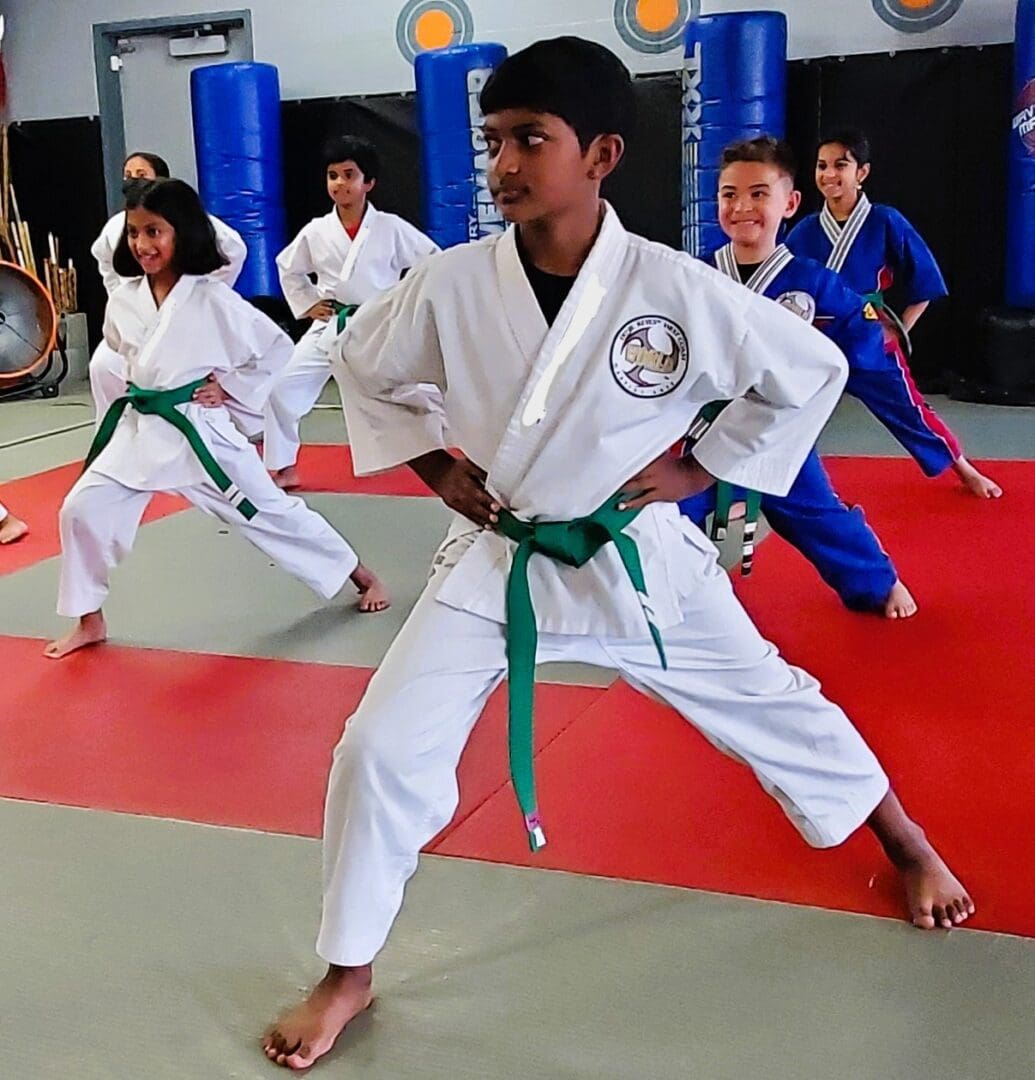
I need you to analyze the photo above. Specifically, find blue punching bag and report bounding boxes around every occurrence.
[1007,0,1035,309]
[681,12,787,257]
[415,43,508,249]
[191,62,286,298]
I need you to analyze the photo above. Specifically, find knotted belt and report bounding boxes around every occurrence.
[684,401,761,575]
[863,290,912,358]
[84,379,258,520]
[496,495,667,851]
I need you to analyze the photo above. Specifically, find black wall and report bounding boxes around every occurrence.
[8,43,1012,391]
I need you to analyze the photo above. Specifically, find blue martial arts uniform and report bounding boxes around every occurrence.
[786,195,961,475]
[680,244,897,611]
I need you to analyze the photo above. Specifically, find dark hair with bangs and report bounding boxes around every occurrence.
[720,136,797,181]
[818,128,871,166]
[321,134,380,182]
[111,178,228,278]
[479,36,636,151]
[122,151,171,177]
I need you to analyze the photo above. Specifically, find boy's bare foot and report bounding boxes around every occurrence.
[0,513,29,544]
[351,563,390,613]
[273,465,301,490]
[43,611,107,660]
[263,964,373,1071]
[867,791,974,930]
[883,579,918,620]
[896,847,975,930]
[953,457,1002,499]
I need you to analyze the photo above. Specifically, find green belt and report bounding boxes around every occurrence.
[334,303,359,334]
[84,379,258,520]
[690,401,761,576]
[496,496,667,851]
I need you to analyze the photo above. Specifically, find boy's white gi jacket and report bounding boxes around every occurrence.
[92,212,247,296]
[95,275,291,490]
[337,205,848,639]
[276,204,440,319]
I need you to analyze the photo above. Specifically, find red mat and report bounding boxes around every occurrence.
[432,459,1035,936]
[3,457,1033,937]
[0,447,432,577]
[0,634,603,840]
[293,444,435,497]
[0,463,186,577]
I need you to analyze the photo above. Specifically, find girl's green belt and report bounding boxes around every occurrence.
[83,379,258,520]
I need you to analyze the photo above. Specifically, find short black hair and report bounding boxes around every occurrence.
[122,151,171,177]
[720,136,797,181]
[112,178,229,277]
[479,36,636,151]
[321,135,379,182]
[818,128,871,166]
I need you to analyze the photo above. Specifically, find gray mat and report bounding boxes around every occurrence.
[2,799,1032,1080]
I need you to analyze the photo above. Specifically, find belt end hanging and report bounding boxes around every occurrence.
[525,813,547,852]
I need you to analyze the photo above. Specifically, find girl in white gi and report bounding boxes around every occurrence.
[88,151,251,431]
[45,179,388,660]
[0,500,28,544]
[264,40,973,1071]
[264,135,439,489]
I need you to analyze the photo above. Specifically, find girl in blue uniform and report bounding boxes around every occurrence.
[786,128,1001,498]
[681,137,916,619]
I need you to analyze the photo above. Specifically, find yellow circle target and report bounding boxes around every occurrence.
[871,0,964,33]
[614,0,697,55]
[397,0,474,64]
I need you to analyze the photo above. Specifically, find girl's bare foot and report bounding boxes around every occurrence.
[883,579,918,620]
[351,563,390,613]
[953,457,1002,499]
[0,513,29,544]
[272,465,301,490]
[263,964,373,1071]
[43,611,107,660]
[867,791,975,930]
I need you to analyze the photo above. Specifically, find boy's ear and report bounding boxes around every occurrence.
[784,187,802,219]
[587,134,625,181]
[857,162,871,187]
[365,176,377,193]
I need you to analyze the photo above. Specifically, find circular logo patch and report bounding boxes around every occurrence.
[611,315,690,397]
[1014,79,1035,158]
[396,0,474,64]
[871,0,963,34]
[776,290,817,323]
[613,0,699,55]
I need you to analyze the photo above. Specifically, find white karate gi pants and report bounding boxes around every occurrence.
[263,325,339,471]
[56,442,357,617]
[89,343,265,440]
[317,555,889,967]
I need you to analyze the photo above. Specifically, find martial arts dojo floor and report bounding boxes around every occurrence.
[2,383,1034,1080]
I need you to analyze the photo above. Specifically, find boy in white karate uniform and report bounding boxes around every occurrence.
[89,151,250,430]
[264,39,973,1072]
[264,135,439,489]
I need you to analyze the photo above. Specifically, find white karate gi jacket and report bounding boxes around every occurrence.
[337,205,847,639]
[94,275,291,490]
[276,204,439,319]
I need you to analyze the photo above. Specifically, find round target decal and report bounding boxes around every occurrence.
[614,0,698,55]
[396,0,474,64]
[871,0,964,34]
